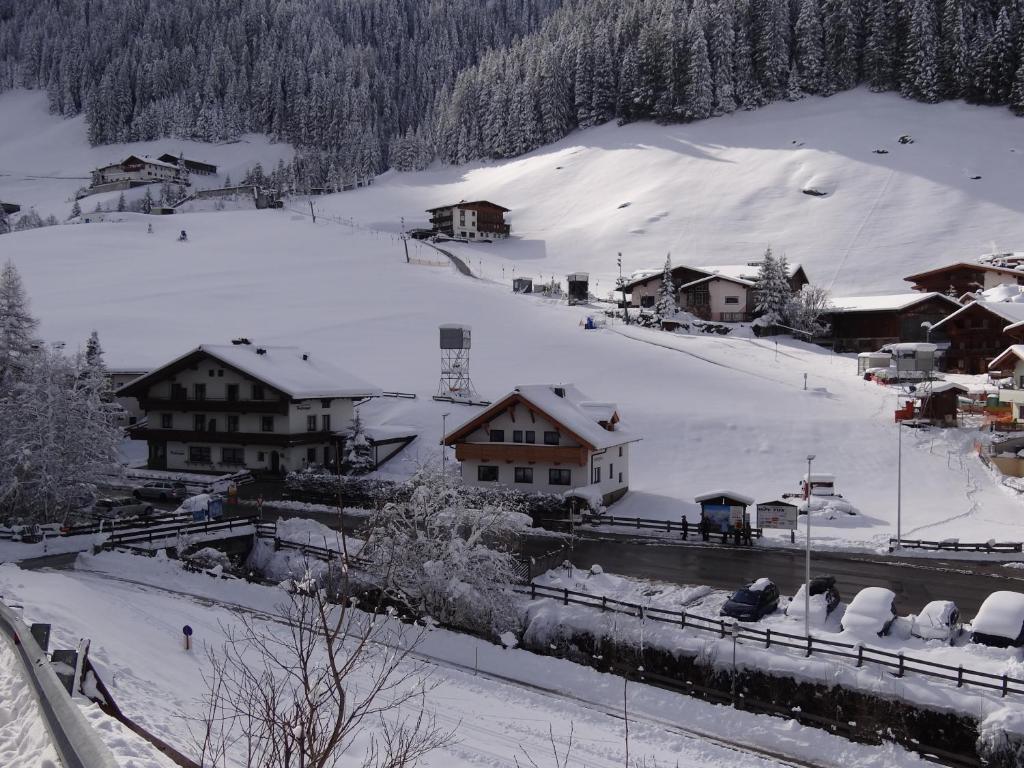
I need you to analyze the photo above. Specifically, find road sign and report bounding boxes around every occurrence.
[756,502,798,531]
[183,624,193,651]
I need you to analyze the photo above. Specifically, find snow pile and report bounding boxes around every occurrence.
[785,585,832,628]
[248,518,363,583]
[534,565,712,611]
[840,587,896,638]
[0,639,59,766]
[971,591,1024,642]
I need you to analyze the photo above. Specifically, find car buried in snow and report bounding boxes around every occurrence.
[841,587,897,637]
[911,600,961,644]
[970,591,1024,648]
[720,578,780,621]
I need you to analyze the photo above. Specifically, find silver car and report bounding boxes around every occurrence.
[94,497,154,519]
[132,480,187,502]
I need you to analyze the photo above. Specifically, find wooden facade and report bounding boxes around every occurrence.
[828,295,959,353]
[934,304,1024,374]
[904,263,1024,295]
[427,200,510,238]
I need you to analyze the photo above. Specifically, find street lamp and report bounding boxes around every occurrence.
[804,453,815,638]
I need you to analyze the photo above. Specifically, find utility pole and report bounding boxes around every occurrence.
[804,453,815,638]
[897,414,903,550]
[309,200,316,223]
[400,216,410,263]
[618,253,629,325]
[441,412,450,488]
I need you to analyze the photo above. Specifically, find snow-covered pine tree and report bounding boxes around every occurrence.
[686,12,714,121]
[1012,55,1024,116]
[903,0,941,102]
[709,2,738,115]
[732,3,764,108]
[824,0,859,93]
[344,412,375,476]
[140,188,153,214]
[982,8,1016,104]
[754,0,791,101]
[69,199,82,219]
[0,260,40,381]
[754,248,789,324]
[939,0,968,98]
[116,192,126,212]
[654,254,676,318]
[795,0,826,94]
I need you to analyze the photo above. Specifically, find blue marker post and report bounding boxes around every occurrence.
[183,624,193,652]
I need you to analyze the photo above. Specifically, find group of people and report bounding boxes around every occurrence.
[681,512,755,546]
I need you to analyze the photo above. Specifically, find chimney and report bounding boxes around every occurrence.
[256,347,267,355]
[302,353,309,361]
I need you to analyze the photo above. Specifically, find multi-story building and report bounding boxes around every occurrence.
[426,200,510,240]
[93,155,185,186]
[118,342,380,474]
[442,384,639,506]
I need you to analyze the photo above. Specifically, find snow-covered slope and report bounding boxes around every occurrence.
[0,90,293,217]
[312,89,1024,295]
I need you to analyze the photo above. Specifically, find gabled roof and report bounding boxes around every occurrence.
[117,344,380,400]
[904,262,1024,283]
[426,200,510,213]
[679,273,754,291]
[98,155,180,172]
[625,261,804,292]
[828,292,960,313]
[930,300,1024,332]
[988,345,1024,370]
[443,384,637,450]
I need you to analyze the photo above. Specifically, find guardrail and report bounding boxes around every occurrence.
[889,538,1024,553]
[104,515,259,549]
[254,522,371,569]
[0,601,119,768]
[521,582,1024,700]
[61,513,192,538]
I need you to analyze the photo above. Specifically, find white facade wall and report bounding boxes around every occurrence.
[629,279,661,308]
[455,408,630,502]
[706,279,749,319]
[98,162,181,184]
[163,441,330,473]
[984,272,1020,290]
[453,206,478,239]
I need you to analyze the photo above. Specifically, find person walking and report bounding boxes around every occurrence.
[733,522,742,546]
[681,515,689,541]
[743,519,754,546]
[699,511,710,542]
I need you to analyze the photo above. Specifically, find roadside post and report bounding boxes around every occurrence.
[183,625,193,652]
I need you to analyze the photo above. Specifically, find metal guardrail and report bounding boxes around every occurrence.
[521,582,1024,699]
[889,538,1024,553]
[104,515,259,548]
[0,601,119,768]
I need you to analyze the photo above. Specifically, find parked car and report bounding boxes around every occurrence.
[785,575,841,623]
[841,587,897,637]
[93,497,154,519]
[971,591,1024,648]
[911,600,961,644]
[133,480,187,502]
[720,578,780,621]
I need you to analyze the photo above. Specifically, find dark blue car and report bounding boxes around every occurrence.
[720,578,780,621]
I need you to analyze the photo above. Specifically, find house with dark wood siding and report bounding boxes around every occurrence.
[826,293,961,353]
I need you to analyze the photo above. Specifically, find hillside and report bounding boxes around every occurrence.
[318,89,1024,295]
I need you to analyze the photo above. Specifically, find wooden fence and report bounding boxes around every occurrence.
[103,515,259,548]
[890,538,1024,553]
[580,512,764,539]
[520,582,1024,700]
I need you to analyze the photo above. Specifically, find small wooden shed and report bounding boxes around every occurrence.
[513,277,533,294]
[918,381,968,424]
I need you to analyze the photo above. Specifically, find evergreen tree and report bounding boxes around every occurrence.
[824,0,859,92]
[344,412,375,475]
[939,0,968,98]
[709,2,738,114]
[755,0,791,100]
[116,192,127,212]
[903,0,941,101]
[69,199,82,219]
[654,254,677,318]
[754,248,789,323]
[1012,54,1024,115]
[0,261,40,381]
[795,0,826,93]
[686,13,715,120]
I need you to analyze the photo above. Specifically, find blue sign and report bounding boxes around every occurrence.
[182,625,193,637]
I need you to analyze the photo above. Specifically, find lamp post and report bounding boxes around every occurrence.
[896,408,902,551]
[804,453,815,638]
[441,412,450,488]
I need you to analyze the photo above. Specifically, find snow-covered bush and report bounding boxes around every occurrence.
[783,284,832,337]
[361,463,531,637]
[342,411,375,475]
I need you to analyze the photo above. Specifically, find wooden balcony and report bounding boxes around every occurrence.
[132,428,333,447]
[138,397,288,414]
[453,442,587,466]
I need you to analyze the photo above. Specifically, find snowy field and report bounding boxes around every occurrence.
[0,556,933,768]
[302,89,1024,296]
[4,201,1023,549]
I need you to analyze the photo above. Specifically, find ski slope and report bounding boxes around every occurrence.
[0,557,933,768]
[310,89,1024,296]
[3,205,1021,549]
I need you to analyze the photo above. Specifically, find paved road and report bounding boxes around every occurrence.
[428,244,475,277]
[563,536,1024,618]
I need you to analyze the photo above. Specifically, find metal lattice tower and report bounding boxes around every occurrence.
[436,324,479,402]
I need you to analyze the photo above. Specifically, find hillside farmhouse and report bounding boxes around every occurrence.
[904,262,1024,297]
[442,384,640,507]
[929,301,1024,374]
[825,293,960,352]
[625,262,808,322]
[427,200,510,240]
[93,155,185,186]
[118,341,396,474]
[157,153,218,176]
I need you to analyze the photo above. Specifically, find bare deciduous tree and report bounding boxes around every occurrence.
[193,563,451,768]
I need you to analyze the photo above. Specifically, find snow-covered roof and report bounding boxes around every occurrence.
[119,344,380,399]
[989,345,1024,370]
[678,273,754,290]
[803,473,835,483]
[931,299,1024,331]
[972,591,1024,640]
[828,292,958,313]
[444,384,638,450]
[98,154,180,172]
[693,490,755,505]
[698,263,802,282]
[889,342,937,353]
[924,381,969,394]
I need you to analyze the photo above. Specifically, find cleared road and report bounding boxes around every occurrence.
[562,536,1024,617]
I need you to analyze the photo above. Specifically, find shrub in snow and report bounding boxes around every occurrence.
[361,463,531,637]
[783,284,832,337]
[342,411,375,475]
[187,546,233,572]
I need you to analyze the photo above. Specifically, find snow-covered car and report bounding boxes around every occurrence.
[720,578,780,621]
[841,587,897,637]
[785,576,841,624]
[178,493,224,521]
[970,591,1024,648]
[93,497,154,519]
[133,480,187,502]
[911,600,961,644]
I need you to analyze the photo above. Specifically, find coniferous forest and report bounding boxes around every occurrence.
[1,0,1022,183]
